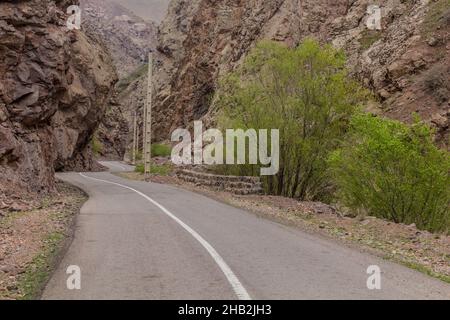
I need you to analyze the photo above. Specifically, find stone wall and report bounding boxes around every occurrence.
[177,169,263,195]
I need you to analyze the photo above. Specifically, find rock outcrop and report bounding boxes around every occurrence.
[152,0,449,144]
[0,0,117,199]
[79,0,164,159]
[80,0,157,78]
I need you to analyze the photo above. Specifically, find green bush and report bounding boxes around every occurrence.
[151,143,172,157]
[91,136,103,156]
[215,39,368,200]
[328,114,450,233]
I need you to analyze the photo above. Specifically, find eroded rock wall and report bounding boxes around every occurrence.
[0,0,117,198]
[152,0,449,143]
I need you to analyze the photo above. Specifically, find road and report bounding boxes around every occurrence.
[42,162,450,300]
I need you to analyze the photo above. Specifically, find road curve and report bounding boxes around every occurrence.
[42,166,450,300]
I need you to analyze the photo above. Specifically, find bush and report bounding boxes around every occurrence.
[328,114,450,233]
[91,136,103,156]
[215,39,368,200]
[423,65,450,103]
[151,143,172,157]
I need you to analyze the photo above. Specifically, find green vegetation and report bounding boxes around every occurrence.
[216,39,368,200]
[214,38,450,233]
[422,0,450,36]
[17,232,64,300]
[117,63,148,92]
[329,114,450,233]
[359,29,382,50]
[91,136,103,156]
[151,143,172,157]
[135,162,172,176]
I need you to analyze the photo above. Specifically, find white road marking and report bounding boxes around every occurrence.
[79,172,252,300]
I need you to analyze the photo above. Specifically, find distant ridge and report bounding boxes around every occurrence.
[111,0,170,23]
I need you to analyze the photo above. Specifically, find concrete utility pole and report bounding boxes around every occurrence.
[143,52,153,176]
[132,111,137,165]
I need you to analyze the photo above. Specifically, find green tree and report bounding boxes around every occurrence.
[328,114,450,233]
[215,39,368,200]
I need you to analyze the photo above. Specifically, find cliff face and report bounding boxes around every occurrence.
[0,0,117,198]
[152,0,449,143]
[80,0,157,78]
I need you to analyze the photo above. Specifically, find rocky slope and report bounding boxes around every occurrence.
[152,0,449,144]
[112,0,170,23]
[80,0,157,78]
[79,0,165,159]
[0,0,117,202]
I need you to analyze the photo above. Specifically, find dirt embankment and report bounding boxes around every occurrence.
[0,181,87,300]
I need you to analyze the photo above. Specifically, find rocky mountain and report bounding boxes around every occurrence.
[151,0,449,145]
[80,0,157,78]
[112,0,170,23]
[79,0,162,160]
[0,0,117,202]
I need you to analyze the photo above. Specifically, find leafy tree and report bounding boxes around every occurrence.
[215,39,368,200]
[328,114,450,233]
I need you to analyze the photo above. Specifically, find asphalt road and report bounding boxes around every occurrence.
[42,162,450,300]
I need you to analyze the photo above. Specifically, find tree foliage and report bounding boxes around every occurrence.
[216,39,368,200]
[329,114,450,233]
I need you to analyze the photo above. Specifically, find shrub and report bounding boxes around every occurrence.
[423,65,450,103]
[151,143,172,157]
[91,136,103,156]
[328,113,450,233]
[215,39,368,200]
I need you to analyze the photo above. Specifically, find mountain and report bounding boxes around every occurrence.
[151,0,449,145]
[0,0,117,201]
[111,0,170,23]
[80,0,157,78]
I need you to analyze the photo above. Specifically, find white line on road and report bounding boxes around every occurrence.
[79,173,252,300]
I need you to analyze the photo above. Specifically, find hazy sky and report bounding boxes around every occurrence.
[111,0,170,23]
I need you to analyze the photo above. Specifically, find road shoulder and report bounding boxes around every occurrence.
[0,181,87,300]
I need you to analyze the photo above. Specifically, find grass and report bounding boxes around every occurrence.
[135,162,172,176]
[359,29,382,50]
[116,64,148,92]
[91,136,103,156]
[422,0,450,36]
[394,258,450,284]
[17,232,65,300]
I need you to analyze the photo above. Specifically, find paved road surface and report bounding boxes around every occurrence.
[42,162,450,299]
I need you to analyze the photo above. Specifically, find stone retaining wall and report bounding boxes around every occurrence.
[176,169,263,195]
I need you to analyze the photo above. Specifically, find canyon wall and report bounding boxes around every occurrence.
[152,0,449,143]
[0,0,117,199]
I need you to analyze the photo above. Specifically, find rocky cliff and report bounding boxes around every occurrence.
[80,0,157,78]
[0,0,117,201]
[79,0,164,160]
[152,0,449,144]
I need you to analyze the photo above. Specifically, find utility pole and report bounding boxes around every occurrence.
[132,111,137,165]
[144,52,153,176]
